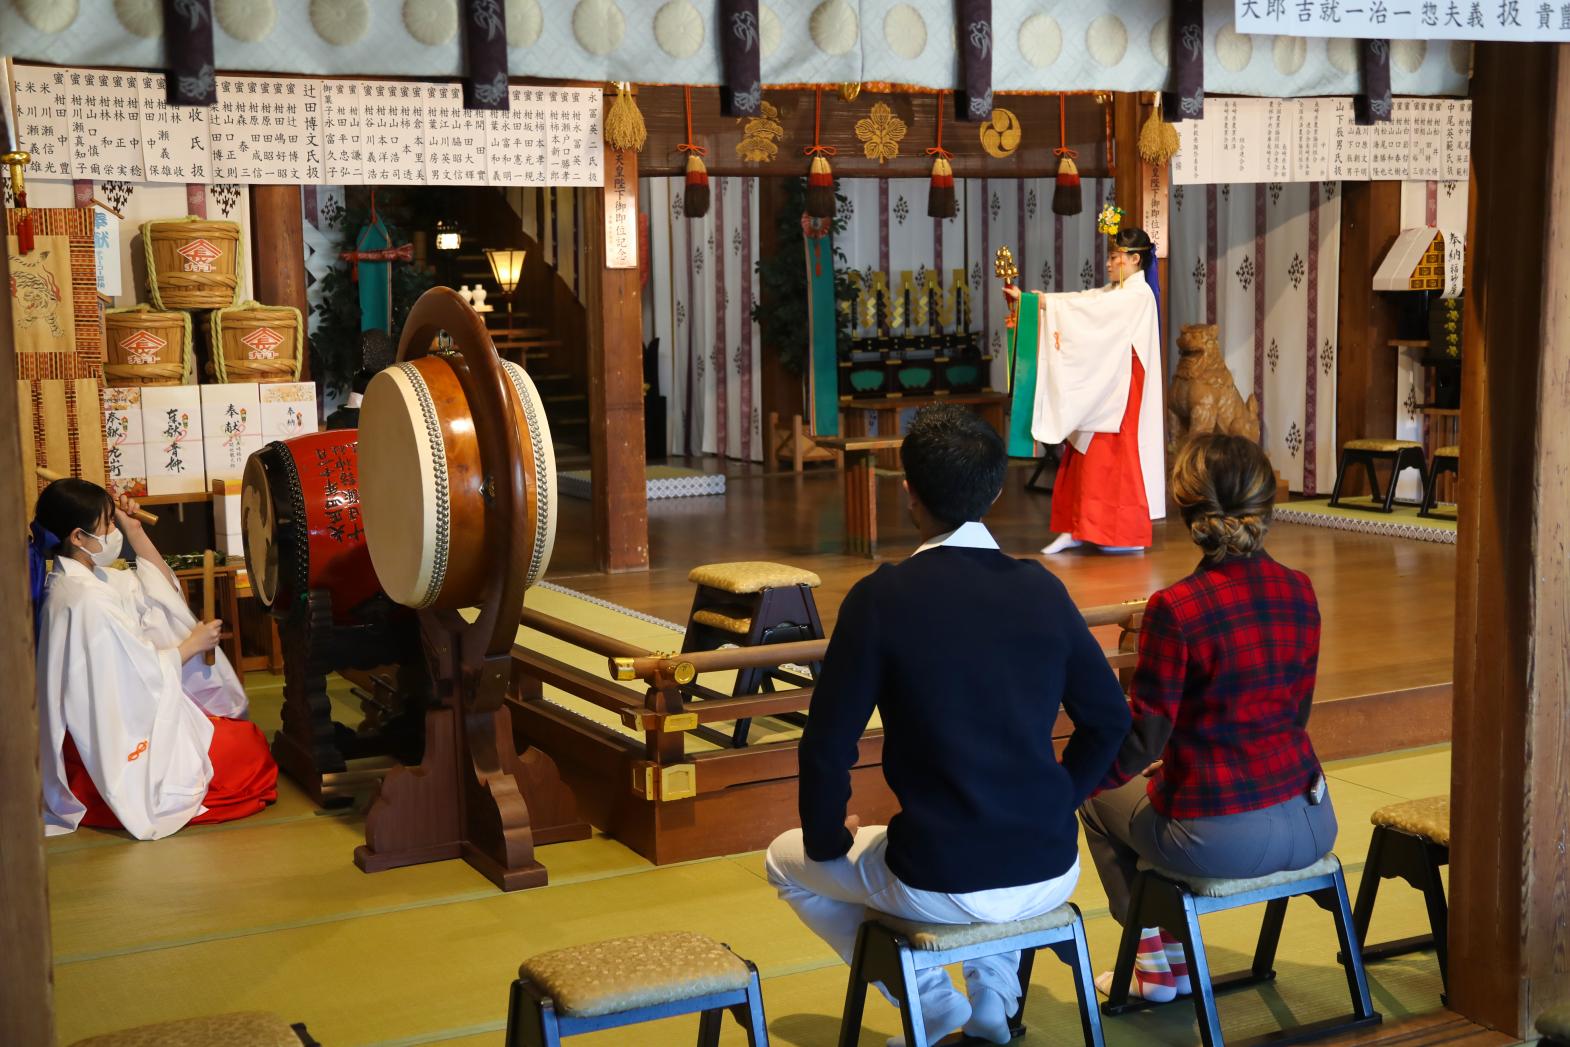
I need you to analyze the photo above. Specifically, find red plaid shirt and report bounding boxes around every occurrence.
[1103,552,1323,819]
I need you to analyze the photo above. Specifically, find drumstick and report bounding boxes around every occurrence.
[201,549,216,667]
[36,467,160,526]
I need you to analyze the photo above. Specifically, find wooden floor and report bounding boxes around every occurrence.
[546,457,1458,759]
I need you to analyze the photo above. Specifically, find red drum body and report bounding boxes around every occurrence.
[241,431,381,620]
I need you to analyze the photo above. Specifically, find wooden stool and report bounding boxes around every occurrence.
[1350,796,1449,996]
[1329,439,1428,512]
[506,931,769,1046]
[840,903,1104,1047]
[1538,1004,1570,1047]
[68,1012,312,1046]
[685,561,825,746]
[1103,855,1379,1047]
[1418,446,1459,518]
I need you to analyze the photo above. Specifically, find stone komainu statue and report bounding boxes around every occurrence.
[1168,324,1261,452]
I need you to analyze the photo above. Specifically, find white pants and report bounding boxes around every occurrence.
[765,827,1080,1016]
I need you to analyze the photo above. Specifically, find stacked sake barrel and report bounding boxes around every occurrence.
[139,216,303,384]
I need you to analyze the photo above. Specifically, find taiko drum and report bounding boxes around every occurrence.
[241,430,382,620]
[356,354,557,611]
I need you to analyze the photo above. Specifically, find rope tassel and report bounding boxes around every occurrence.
[679,86,709,218]
[1052,94,1082,217]
[926,96,956,218]
[604,81,647,152]
[804,88,838,220]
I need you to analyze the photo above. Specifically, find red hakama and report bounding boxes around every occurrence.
[1049,351,1152,548]
[63,717,278,830]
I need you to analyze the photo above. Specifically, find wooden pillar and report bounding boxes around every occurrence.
[0,210,56,1044]
[1449,42,1570,1038]
[580,145,650,572]
[1335,179,1403,493]
[250,185,312,381]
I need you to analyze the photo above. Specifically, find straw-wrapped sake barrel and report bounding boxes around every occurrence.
[142,217,242,310]
[208,301,304,383]
[103,305,192,386]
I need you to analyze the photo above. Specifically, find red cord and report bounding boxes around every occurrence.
[803,88,837,157]
[925,95,952,160]
[678,85,706,157]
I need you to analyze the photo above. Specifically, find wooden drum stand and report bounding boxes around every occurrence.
[353,289,589,891]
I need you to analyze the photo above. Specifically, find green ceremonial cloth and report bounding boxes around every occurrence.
[1008,291,1041,458]
[356,216,393,333]
[804,231,840,437]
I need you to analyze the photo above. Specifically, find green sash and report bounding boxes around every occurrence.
[1007,292,1041,457]
[804,232,840,437]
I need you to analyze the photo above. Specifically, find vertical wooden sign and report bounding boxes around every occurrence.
[604,147,637,270]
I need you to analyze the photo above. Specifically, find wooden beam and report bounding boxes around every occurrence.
[0,205,57,1044]
[580,145,650,572]
[756,176,804,444]
[1449,42,1570,1038]
[249,185,312,381]
[1335,179,1403,494]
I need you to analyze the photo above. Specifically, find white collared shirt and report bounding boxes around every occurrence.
[913,520,1001,557]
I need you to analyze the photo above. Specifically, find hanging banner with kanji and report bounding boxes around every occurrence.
[1237,0,1570,41]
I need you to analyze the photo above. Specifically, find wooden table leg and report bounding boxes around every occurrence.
[844,450,878,557]
[876,407,901,471]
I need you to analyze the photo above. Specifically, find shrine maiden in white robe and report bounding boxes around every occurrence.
[1029,268,1167,520]
[37,557,248,840]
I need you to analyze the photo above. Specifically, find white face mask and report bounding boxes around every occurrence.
[80,527,123,568]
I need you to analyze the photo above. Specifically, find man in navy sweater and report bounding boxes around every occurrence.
[766,405,1132,1046]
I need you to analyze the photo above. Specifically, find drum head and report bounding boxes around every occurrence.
[240,453,279,608]
[359,364,442,609]
[501,360,557,590]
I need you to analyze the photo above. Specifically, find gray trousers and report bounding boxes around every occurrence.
[1079,777,1339,926]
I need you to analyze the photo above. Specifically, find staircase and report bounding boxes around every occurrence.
[449,190,590,454]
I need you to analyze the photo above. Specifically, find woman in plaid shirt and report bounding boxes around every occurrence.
[1079,434,1338,1003]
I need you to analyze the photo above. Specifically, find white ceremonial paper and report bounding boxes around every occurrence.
[135,73,212,183]
[93,205,122,297]
[1328,99,1370,182]
[1171,114,1209,186]
[141,385,207,496]
[323,81,367,183]
[487,86,549,185]
[12,64,74,178]
[545,87,603,187]
[1292,97,1330,182]
[1262,98,1293,182]
[209,76,322,184]
[200,383,263,485]
[1369,103,1410,181]
[1443,100,1472,181]
[605,146,637,269]
[1403,98,1445,181]
[68,70,145,181]
[260,382,319,440]
[102,387,147,498]
[1442,229,1465,299]
[422,83,490,185]
[360,80,429,185]
[1237,0,1570,42]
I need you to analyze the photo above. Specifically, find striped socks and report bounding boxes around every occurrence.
[1095,928,1178,1004]
[1161,930,1193,996]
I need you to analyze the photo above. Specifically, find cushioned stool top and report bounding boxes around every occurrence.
[866,904,1079,951]
[1137,854,1341,898]
[1343,438,1422,452]
[1370,795,1450,847]
[520,932,751,1018]
[1434,445,1459,459]
[692,608,753,634]
[1538,1003,1570,1041]
[68,1013,300,1047]
[688,561,822,594]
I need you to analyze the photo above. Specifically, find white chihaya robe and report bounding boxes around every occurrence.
[1029,269,1166,520]
[37,556,248,840]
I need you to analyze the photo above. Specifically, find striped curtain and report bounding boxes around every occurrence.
[1169,182,1342,495]
[643,175,762,462]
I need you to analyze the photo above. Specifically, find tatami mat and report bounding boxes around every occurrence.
[48,586,1456,1046]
